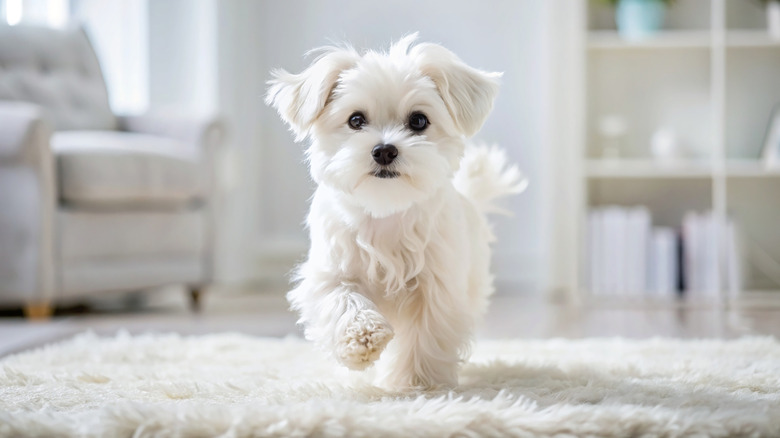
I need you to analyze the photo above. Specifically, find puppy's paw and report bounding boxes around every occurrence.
[335,310,394,371]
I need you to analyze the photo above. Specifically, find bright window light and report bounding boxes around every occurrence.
[47,0,69,28]
[6,0,23,25]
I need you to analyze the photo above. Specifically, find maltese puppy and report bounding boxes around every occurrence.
[266,34,525,390]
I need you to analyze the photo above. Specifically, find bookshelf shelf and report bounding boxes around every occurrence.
[585,159,713,179]
[585,160,780,179]
[726,30,780,48]
[725,160,780,178]
[587,30,712,50]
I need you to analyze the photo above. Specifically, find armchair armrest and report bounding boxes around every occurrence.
[0,101,52,162]
[0,101,56,305]
[117,110,226,161]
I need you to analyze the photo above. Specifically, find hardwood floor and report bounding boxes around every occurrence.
[1,285,778,358]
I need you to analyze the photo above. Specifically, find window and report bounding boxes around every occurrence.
[1,0,149,114]
[1,0,69,27]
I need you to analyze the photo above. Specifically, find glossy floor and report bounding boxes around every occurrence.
[1,285,778,357]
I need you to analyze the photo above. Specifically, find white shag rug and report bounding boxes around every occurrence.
[1,333,779,437]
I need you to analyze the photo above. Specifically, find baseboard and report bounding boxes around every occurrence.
[492,251,540,294]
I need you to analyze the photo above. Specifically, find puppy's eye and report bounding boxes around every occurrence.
[408,112,429,132]
[348,112,367,130]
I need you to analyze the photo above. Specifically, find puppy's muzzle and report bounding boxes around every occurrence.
[372,144,398,166]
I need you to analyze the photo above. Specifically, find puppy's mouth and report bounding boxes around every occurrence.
[372,169,401,179]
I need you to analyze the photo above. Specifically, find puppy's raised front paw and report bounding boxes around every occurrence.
[335,310,394,371]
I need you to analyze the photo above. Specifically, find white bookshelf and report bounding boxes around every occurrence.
[727,30,780,47]
[560,0,780,307]
[587,30,711,50]
[586,159,780,179]
[725,159,780,178]
[585,159,713,179]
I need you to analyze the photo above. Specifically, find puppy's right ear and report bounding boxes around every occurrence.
[266,48,359,142]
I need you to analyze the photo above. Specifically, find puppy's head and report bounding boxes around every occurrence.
[266,34,501,217]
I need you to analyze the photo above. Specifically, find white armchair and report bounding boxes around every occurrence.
[0,25,224,317]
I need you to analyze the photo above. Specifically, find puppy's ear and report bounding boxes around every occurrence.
[410,43,501,137]
[266,48,359,141]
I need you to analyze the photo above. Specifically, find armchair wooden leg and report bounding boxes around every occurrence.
[188,287,204,313]
[24,302,53,321]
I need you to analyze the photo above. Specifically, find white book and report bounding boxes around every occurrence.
[702,212,721,296]
[725,219,743,298]
[602,207,623,295]
[641,209,651,295]
[627,207,650,296]
[649,227,677,296]
[597,208,610,296]
[682,211,700,295]
[588,210,602,295]
[600,208,613,295]
[624,207,638,295]
[619,208,632,296]
[665,228,678,295]
[612,207,630,296]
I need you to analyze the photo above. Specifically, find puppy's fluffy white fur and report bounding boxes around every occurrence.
[266,34,525,389]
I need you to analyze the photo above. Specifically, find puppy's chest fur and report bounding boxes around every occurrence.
[352,210,434,297]
[310,186,471,305]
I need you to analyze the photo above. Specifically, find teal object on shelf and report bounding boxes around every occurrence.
[615,0,666,40]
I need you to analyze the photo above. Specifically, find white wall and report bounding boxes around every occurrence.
[74,0,148,114]
[254,0,552,291]
[148,0,217,111]
[145,0,262,284]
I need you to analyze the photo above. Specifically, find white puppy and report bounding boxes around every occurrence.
[266,34,525,390]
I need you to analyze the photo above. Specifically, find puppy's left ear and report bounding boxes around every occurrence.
[266,48,359,141]
[410,43,501,137]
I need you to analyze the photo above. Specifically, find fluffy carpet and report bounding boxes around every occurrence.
[1,332,779,437]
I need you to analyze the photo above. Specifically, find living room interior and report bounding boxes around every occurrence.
[1,0,780,435]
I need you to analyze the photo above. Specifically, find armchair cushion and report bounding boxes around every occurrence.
[52,131,205,208]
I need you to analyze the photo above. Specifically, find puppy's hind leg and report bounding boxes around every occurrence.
[291,283,394,371]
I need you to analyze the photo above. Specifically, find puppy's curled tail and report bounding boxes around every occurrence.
[453,144,527,215]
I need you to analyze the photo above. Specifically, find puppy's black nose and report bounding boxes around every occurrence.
[372,144,398,166]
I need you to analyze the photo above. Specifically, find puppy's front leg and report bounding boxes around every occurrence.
[290,282,394,370]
